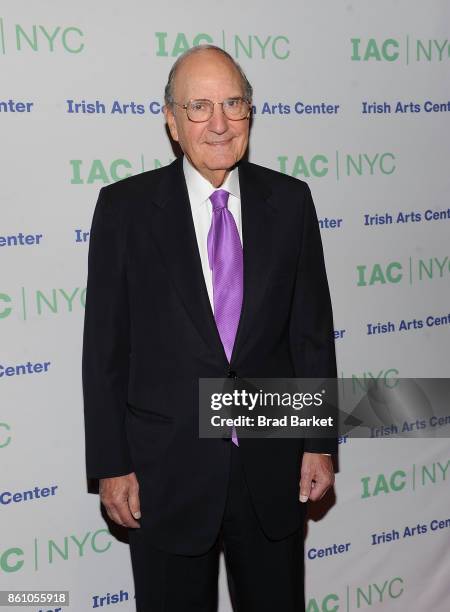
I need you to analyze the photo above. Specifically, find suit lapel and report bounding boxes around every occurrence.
[230,161,277,364]
[146,158,228,363]
[146,158,277,367]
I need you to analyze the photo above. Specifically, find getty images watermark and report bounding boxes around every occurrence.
[198,378,450,439]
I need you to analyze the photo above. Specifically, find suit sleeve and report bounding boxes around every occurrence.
[82,187,134,479]
[289,183,338,455]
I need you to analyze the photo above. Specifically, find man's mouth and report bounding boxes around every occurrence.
[206,139,232,146]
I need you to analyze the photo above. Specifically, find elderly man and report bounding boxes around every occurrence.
[83,45,337,611]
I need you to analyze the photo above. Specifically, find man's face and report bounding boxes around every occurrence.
[164,50,250,186]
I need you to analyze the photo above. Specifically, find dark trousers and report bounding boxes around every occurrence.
[129,443,304,612]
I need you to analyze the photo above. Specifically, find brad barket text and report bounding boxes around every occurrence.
[211,415,334,428]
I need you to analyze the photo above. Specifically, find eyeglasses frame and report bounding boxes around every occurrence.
[172,97,252,122]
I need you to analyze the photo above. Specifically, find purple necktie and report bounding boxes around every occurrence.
[207,189,243,446]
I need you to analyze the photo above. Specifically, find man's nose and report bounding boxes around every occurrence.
[207,103,228,133]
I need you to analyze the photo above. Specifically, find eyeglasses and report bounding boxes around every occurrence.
[173,97,251,122]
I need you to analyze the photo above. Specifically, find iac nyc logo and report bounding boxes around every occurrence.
[278,151,396,181]
[306,576,405,611]
[350,37,450,64]
[0,422,12,449]
[154,31,290,60]
[0,528,112,574]
[0,18,84,54]
[0,287,85,321]
[69,155,173,185]
[361,458,450,499]
[356,255,450,287]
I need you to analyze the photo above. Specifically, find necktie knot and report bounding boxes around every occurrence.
[210,189,229,212]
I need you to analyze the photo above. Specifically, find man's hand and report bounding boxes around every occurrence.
[299,452,334,503]
[99,472,141,528]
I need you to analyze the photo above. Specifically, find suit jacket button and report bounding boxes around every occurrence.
[227,370,237,378]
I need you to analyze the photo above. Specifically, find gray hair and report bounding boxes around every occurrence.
[164,44,253,108]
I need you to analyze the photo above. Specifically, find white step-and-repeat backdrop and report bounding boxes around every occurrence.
[1,1,449,610]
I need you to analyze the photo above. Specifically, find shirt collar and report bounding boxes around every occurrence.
[183,156,241,208]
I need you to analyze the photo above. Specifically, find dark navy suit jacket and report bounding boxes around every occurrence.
[82,157,337,555]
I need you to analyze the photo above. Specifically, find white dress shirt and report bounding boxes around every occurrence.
[183,156,242,309]
[182,157,330,457]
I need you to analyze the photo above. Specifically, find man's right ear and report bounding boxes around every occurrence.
[163,105,179,142]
